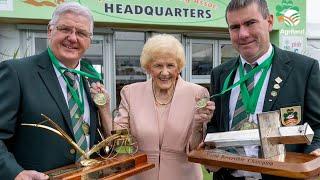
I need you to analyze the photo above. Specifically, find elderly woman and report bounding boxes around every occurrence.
[91,34,214,180]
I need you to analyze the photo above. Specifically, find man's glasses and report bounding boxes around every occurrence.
[54,25,92,39]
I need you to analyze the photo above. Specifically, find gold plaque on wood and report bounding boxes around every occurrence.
[21,114,154,180]
[45,154,154,180]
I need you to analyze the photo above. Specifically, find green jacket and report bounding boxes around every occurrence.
[0,51,102,179]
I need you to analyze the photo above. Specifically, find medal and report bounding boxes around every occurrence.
[82,122,90,136]
[240,121,258,130]
[271,91,277,97]
[195,97,208,109]
[93,92,107,106]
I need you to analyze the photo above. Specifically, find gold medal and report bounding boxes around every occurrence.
[93,92,107,106]
[240,122,252,130]
[240,121,258,130]
[251,122,258,129]
[82,122,90,136]
[195,97,208,109]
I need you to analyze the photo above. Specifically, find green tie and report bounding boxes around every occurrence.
[64,70,88,162]
[231,63,255,131]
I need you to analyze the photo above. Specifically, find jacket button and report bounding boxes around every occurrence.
[70,149,76,155]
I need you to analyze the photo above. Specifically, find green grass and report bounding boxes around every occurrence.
[201,166,320,180]
[202,165,213,180]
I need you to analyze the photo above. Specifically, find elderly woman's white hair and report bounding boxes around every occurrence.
[48,2,94,34]
[140,34,185,73]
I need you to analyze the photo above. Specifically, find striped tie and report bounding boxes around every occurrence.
[64,70,88,162]
[231,63,255,131]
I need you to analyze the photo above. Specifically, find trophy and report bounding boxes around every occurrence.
[22,114,154,179]
[188,111,320,178]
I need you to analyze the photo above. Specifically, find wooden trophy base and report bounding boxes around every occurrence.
[188,148,320,178]
[45,153,154,180]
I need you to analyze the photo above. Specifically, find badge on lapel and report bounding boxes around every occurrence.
[84,76,91,88]
[280,106,301,126]
[269,77,282,99]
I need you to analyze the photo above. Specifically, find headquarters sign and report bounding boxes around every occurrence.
[0,0,305,30]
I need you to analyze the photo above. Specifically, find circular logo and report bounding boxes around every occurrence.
[284,9,301,26]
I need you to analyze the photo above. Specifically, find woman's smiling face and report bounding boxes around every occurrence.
[148,56,179,92]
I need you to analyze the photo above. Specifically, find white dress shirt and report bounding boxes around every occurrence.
[229,43,273,178]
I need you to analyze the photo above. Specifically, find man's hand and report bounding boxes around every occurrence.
[90,82,110,109]
[307,149,320,179]
[309,148,320,156]
[15,170,49,180]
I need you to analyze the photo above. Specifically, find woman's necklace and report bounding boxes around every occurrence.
[152,82,175,105]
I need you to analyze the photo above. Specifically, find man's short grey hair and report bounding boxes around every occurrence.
[49,2,94,33]
[225,0,270,22]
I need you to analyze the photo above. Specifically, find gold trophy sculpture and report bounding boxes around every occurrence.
[21,113,138,167]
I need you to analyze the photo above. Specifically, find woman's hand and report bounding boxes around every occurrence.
[193,97,215,132]
[189,97,215,150]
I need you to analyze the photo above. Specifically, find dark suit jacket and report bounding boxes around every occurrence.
[0,51,102,179]
[208,45,320,180]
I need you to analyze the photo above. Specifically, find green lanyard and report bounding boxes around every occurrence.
[48,48,102,114]
[213,47,274,114]
[239,48,274,115]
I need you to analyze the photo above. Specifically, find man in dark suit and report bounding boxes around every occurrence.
[207,0,320,179]
[0,2,104,180]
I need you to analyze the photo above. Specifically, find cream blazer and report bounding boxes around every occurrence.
[114,76,208,180]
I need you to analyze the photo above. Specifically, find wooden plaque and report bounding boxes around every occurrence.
[257,111,285,159]
[45,153,154,180]
[188,148,320,178]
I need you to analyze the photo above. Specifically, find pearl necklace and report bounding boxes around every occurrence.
[152,83,175,105]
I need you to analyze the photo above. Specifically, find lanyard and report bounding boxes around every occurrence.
[213,47,274,114]
[239,48,274,115]
[48,48,102,114]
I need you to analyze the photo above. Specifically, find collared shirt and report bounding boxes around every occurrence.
[53,61,90,146]
[229,43,273,178]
